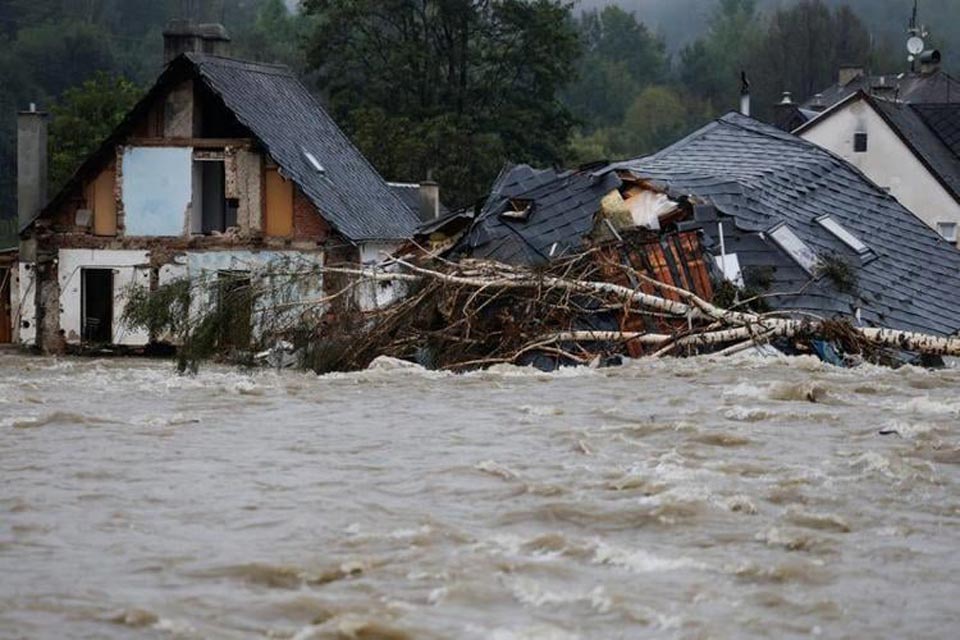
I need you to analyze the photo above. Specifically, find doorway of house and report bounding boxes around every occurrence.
[0,267,11,343]
[82,268,113,344]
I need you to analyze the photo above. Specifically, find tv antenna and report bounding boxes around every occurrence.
[907,0,929,70]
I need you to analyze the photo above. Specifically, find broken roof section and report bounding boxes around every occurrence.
[610,112,960,337]
[37,53,420,242]
[457,164,622,265]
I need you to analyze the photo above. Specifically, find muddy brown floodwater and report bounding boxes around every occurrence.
[1,352,959,639]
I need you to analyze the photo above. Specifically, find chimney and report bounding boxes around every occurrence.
[919,49,942,75]
[810,93,827,112]
[772,92,800,132]
[739,71,751,117]
[17,104,49,231]
[163,0,230,64]
[418,180,440,222]
[838,65,864,86]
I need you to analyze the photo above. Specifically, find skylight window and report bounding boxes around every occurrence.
[303,150,325,174]
[768,223,818,274]
[816,215,870,254]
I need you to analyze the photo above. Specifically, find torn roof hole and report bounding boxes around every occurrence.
[501,198,534,221]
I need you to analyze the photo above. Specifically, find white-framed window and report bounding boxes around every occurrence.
[768,223,819,275]
[937,222,958,243]
[816,215,870,254]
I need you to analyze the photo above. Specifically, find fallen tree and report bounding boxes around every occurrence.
[122,250,960,373]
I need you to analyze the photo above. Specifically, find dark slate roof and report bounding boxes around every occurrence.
[187,54,418,241]
[609,112,960,337]
[870,98,960,202]
[914,103,960,156]
[456,164,621,265]
[801,70,960,112]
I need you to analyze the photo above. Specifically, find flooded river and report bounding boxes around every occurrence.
[1,353,959,639]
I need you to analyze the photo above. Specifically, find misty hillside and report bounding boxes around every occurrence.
[581,0,960,67]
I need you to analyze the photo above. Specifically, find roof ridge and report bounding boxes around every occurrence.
[185,52,294,76]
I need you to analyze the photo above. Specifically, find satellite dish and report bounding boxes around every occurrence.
[907,36,925,55]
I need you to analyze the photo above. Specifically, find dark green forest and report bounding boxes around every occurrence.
[0,0,955,239]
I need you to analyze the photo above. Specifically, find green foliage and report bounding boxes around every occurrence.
[747,0,874,120]
[122,275,257,374]
[122,278,192,340]
[48,72,141,192]
[816,253,859,295]
[564,6,668,129]
[230,0,312,70]
[301,0,581,207]
[568,85,711,165]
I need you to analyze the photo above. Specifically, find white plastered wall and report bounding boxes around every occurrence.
[16,263,37,346]
[57,249,151,346]
[359,242,405,311]
[800,99,960,245]
[167,250,325,343]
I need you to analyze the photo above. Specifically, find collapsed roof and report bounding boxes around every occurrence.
[456,113,960,337]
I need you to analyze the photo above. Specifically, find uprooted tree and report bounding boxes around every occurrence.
[121,248,960,374]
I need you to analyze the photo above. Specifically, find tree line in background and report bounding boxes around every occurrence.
[0,0,948,224]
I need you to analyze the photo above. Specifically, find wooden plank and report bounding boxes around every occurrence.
[92,166,117,237]
[264,168,294,237]
[126,138,254,149]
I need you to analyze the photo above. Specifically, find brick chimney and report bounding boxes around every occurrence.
[17,104,48,231]
[163,0,230,64]
[838,65,864,86]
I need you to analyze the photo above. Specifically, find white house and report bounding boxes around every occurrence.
[795,91,960,246]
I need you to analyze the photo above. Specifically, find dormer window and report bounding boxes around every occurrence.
[854,132,868,153]
[816,215,870,254]
[768,223,818,275]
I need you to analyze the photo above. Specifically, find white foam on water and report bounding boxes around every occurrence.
[506,576,611,613]
[896,396,959,416]
[592,541,705,573]
[152,617,201,639]
[489,623,582,640]
[475,460,520,480]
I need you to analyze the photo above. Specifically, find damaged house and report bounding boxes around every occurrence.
[449,113,960,348]
[13,23,419,352]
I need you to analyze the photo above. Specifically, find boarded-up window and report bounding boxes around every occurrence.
[265,168,294,237]
[89,167,117,236]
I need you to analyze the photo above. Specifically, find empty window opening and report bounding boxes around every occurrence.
[768,224,819,275]
[0,268,11,344]
[217,271,253,348]
[194,155,236,235]
[854,132,868,153]
[816,215,870,254]
[82,268,114,344]
[937,222,958,242]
